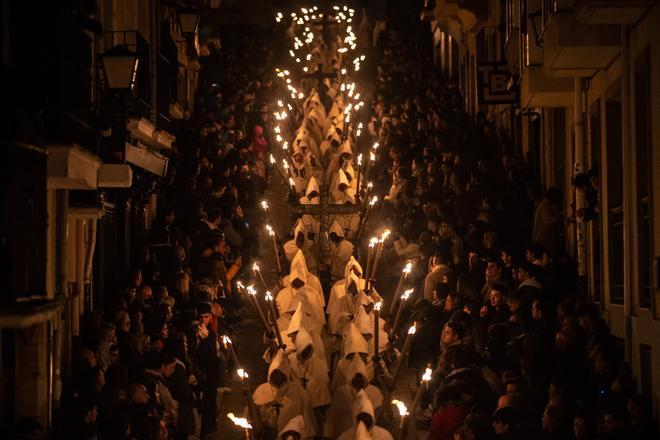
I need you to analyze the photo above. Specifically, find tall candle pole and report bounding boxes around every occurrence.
[252,262,268,290]
[373,301,382,361]
[266,225,282,274]
[244,285,270,332]
[364,237,378,287]
[222,335,241,370]
[390,288,414,337]
[370,229,391,281]
[265,291,285,349]
[412,367,433,414]
[362,181,373,211]
[357,195,378,241]
[391,400,409,440]
[356,153,363,200]
[269,154,288,183]
[391,324,416,384]
[261,201,277,237]
[388,262,413,315]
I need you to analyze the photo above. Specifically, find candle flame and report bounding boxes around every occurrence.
[380,229,391,241]
[252,262,260,272]
[237,368,249,379]
[367,181,373,189]
[269,154,276,164]
[370,152,376,162]
[408,324,417,335]
[222,335,232,345]
[265,291,274,301]
[236,281,244,289]
[422,368,432,382]
[401,288,413,301]
[227,413,252,429]
[246,285,256,295]
[403,262,413,274]
[373,142,380,150]
[266,224,274,236]
[374,301,382,311]
[261,201,269,210]
[369,237,378,247]
[369,196,378,206]
[392,400,409,417]
[288,177,295,188]
[357,153,362,165]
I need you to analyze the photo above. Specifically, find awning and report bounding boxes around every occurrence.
[125,142,169,177]
[47,144,101,190]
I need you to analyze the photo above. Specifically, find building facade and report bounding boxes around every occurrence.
[1,0,215,433]
[424,0,660,419]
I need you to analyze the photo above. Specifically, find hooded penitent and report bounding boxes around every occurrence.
[336,390,392,440]
[327,220,354,281]
[253,350,318,438]
[278,415,305,440]
[329,273,372,337]
[331,322,374,391]
[283,219,318,272]
[323,355,385,439]
[287,326,331,408]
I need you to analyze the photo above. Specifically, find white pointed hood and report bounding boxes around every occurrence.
[267,349,291,383]
[347,352,370,386]
[339,140,353,157]
[300,177,320,205]
[353,306,373,337]
[329,221,344,238]
[278,415,305,439]
[344,256,363,280]
[294,326,314,362]
[289,249,309,285]
[353,389,375,423]
[355,421,373,439]
[343,322,369,356]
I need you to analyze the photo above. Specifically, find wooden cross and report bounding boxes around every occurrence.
[312,14,338,45]
[291,184,360,260]
[301,64,337,95]
[300,376,310,389]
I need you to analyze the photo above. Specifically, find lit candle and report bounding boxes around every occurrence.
[391,399,409,440]
[370,229,391,281]
[222,335,240,370]
[391,288,414,337]
[227,412,252,439]
[265,291,285,348]
[364,237,378,283]
[252,262,268,290]
[261,201,277,233]
[356,153,363,197]
[357,196,378,241]
[388,262,414,316]
[245,285,269,332]
[412,367,433,413]
[391,324,416,384]
[266,225,282,274]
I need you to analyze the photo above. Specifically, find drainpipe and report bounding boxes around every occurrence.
[84,219,97,312]
[574,78,587,292]
[55,190,69,406]
[621,24,633,362]
[73,218,85,336]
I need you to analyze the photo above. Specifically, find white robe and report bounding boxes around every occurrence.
[253,351,317,438]
[287,327,331,409]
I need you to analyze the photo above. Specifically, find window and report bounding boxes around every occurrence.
[606,86,624,304]
[589,100,602,302]
[635,48,653,308]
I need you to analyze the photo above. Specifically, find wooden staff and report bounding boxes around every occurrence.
[269,154,288,183]
[264,291,285,349]
[222,335,241,370]
[266,225,282,274]
[388,262,413,315]
[356,153,363,199]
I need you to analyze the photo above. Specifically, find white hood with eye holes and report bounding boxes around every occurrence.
[300,177,320,205]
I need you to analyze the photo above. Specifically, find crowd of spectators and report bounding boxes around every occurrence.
[61,26,281,440]
[367,6,657,440]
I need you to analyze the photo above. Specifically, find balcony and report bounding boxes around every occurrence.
[520,65,574,107]
[575,0,653,24]
[542,11,620,77]
[434,0,488,32]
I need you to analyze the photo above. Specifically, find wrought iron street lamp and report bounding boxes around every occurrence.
[177,6,201,37]
[101,44,139,91]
